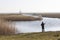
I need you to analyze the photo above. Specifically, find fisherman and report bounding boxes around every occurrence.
[41,22,45,32]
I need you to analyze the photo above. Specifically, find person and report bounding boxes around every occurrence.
[41,22,45,32]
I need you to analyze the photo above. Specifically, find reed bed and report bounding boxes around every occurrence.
[0,14,42,35]
[0,15,42,21]
[0,19,16,35]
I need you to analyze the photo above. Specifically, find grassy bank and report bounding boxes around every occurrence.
[0,31,60,40]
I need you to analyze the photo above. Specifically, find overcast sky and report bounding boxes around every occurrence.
[0,0,60,13]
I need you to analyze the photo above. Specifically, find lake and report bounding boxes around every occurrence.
[11,17,60,33]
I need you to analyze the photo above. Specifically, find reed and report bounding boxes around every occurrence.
[0,19,16,35]
[0,14,42,35]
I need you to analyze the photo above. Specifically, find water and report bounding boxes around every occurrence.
[11,17,60,33]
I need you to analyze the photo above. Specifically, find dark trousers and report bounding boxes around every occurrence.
[42,26,44,32]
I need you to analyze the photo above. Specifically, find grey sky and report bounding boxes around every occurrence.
[0,0,60,13]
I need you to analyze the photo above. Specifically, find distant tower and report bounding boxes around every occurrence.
[41,22,45,32]
[19,10,22,14]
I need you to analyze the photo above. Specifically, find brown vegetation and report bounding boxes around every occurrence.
[40,13,60,18]
[0,19,16,35]
[23,13,60,18]
[0,14,42,21]
[0,14,42,35]
[29,13,60,18]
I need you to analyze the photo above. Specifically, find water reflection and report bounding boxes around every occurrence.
[12,17,60,33]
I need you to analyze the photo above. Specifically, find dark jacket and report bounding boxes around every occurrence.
[41,22,45,29]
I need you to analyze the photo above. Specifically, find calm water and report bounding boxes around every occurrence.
[11,17,60,33]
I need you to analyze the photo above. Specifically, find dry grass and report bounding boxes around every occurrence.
[40,13,60,18]
[23,13,60,18]
[0,31,60,40]
[0,14,42,21]
[1,13,60,18]
[0,19,16,35]
[31,13,60,18]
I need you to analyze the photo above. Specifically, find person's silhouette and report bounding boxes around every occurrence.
[41,22,45,32]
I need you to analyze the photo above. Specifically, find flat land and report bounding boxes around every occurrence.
[0,31,60,40]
